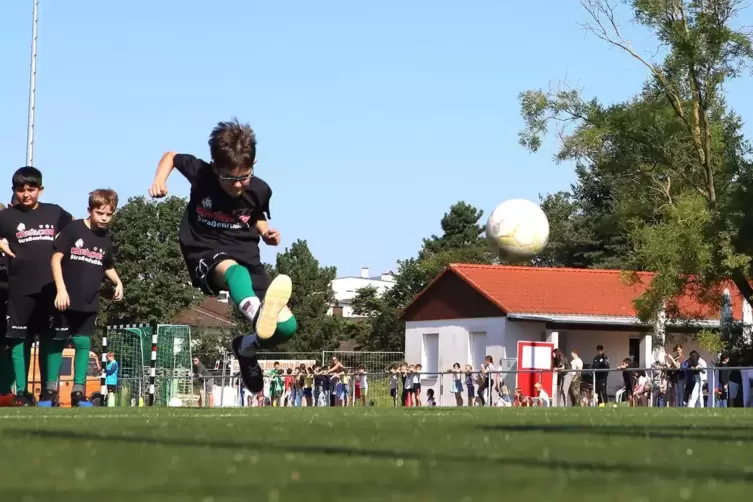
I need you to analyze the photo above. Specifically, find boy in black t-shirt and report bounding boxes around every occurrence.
[46,189,123,407]
[149,119,298,394]
[0,203,13,405]
[0,167,73,406]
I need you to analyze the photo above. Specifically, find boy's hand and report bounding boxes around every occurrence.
[113,282,124,302]
[0,239,15,258]
[55,290,70,311]
[262,229,280,245]
[149,179,169,198]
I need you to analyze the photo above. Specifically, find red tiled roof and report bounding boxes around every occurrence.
[173,298,237,328]
[409,264,742,321]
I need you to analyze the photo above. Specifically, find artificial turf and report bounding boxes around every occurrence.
[0,407,751,501]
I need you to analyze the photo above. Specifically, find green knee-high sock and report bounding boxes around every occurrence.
[258,312,298,349]
[71,335,90,392]
[0,347,13,394]
[224,264,256,305]
[10,339,32,394]
[45,338,66,392]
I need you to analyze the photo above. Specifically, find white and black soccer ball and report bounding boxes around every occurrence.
[486,199,549,262]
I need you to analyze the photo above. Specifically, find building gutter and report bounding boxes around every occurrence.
[505,313,720,328]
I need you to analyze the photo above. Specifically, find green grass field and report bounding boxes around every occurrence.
[1,407,752,501]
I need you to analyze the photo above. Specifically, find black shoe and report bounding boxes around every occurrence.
[231,335,264,393]
[15,392,36,407]
[71,391,93,408]
[38,389,60,408]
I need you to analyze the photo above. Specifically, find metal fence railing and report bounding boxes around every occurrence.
[80,366,753,409]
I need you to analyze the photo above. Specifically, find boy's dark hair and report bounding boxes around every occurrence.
[209,118,256,171]
[596,345,604,351]
[89,188,119,210]
[12,166,43,189]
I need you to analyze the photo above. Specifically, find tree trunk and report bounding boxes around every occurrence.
[731,270,753,305]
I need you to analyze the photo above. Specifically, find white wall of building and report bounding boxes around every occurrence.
[404,316,718,406]
[405,317,506,406]
[327,269,395,318]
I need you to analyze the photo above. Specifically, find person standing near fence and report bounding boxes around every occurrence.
[686,351,707,408]
[105,352,119,402]
[569,350,583,407]
[45,189,123,407]
[591,345,610,405]
[716,352,730,408]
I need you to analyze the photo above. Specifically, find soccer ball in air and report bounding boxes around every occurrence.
[486,199,549,262]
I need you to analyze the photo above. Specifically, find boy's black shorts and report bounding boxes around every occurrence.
[183,250,270,298]
[0,298,7,339]
[54,310,98,340]
[6,290,56,339]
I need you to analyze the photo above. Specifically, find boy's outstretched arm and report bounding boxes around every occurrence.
[256,220,280,246]
[149,151,177,198]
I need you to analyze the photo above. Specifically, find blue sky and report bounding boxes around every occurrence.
[1,1,751,278]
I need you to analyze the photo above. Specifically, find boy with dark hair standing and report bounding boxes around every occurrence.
[0,203,14,406]
[149,118,297,394]
[0,167,73,406]
[45,189,123,407]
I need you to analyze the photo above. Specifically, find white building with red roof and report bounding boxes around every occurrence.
[399,264,751,405]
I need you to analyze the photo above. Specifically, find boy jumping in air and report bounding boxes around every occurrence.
[47,189,124,407]
[148,119,297,393]
[0,167,73,406]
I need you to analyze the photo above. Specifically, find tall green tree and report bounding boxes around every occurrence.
[270,239,342,352]
[519,0,753,330]
[420,202,486,258]
[98,196,200,331]
[353,201,494,351]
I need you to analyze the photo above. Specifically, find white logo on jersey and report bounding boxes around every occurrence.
[202,197,212,209]
[17,223,25,232]
[75,239,84,248]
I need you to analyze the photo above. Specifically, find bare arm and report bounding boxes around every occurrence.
[105,268,121,286]
[155,152,176,183]
[256,220,270,234]
[149,152,177,198]
[51,252,67,294]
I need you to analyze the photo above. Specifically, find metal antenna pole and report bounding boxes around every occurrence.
[26,0,39,167]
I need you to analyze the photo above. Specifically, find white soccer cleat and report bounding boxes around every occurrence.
[255,274,292,340]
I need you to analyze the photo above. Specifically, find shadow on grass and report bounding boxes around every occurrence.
[7,428,753,485]
[477,423,753,443]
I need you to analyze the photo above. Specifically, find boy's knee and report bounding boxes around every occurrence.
[276,315,297,338]
[72,335,90,350]
[212,259,244,289]
[213,259,239,277]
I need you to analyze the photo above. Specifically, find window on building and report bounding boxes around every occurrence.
[629,337,640,365]
[60,357,73,377]
[469,332,487,369]
[422,333,439,375]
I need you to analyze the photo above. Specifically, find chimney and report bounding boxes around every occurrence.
[360,267,369,279]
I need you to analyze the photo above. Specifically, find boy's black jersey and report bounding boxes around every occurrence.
[0,252,8,299]
[0,203,73,296]
[53,219,114,312]
[174,154,272,266]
